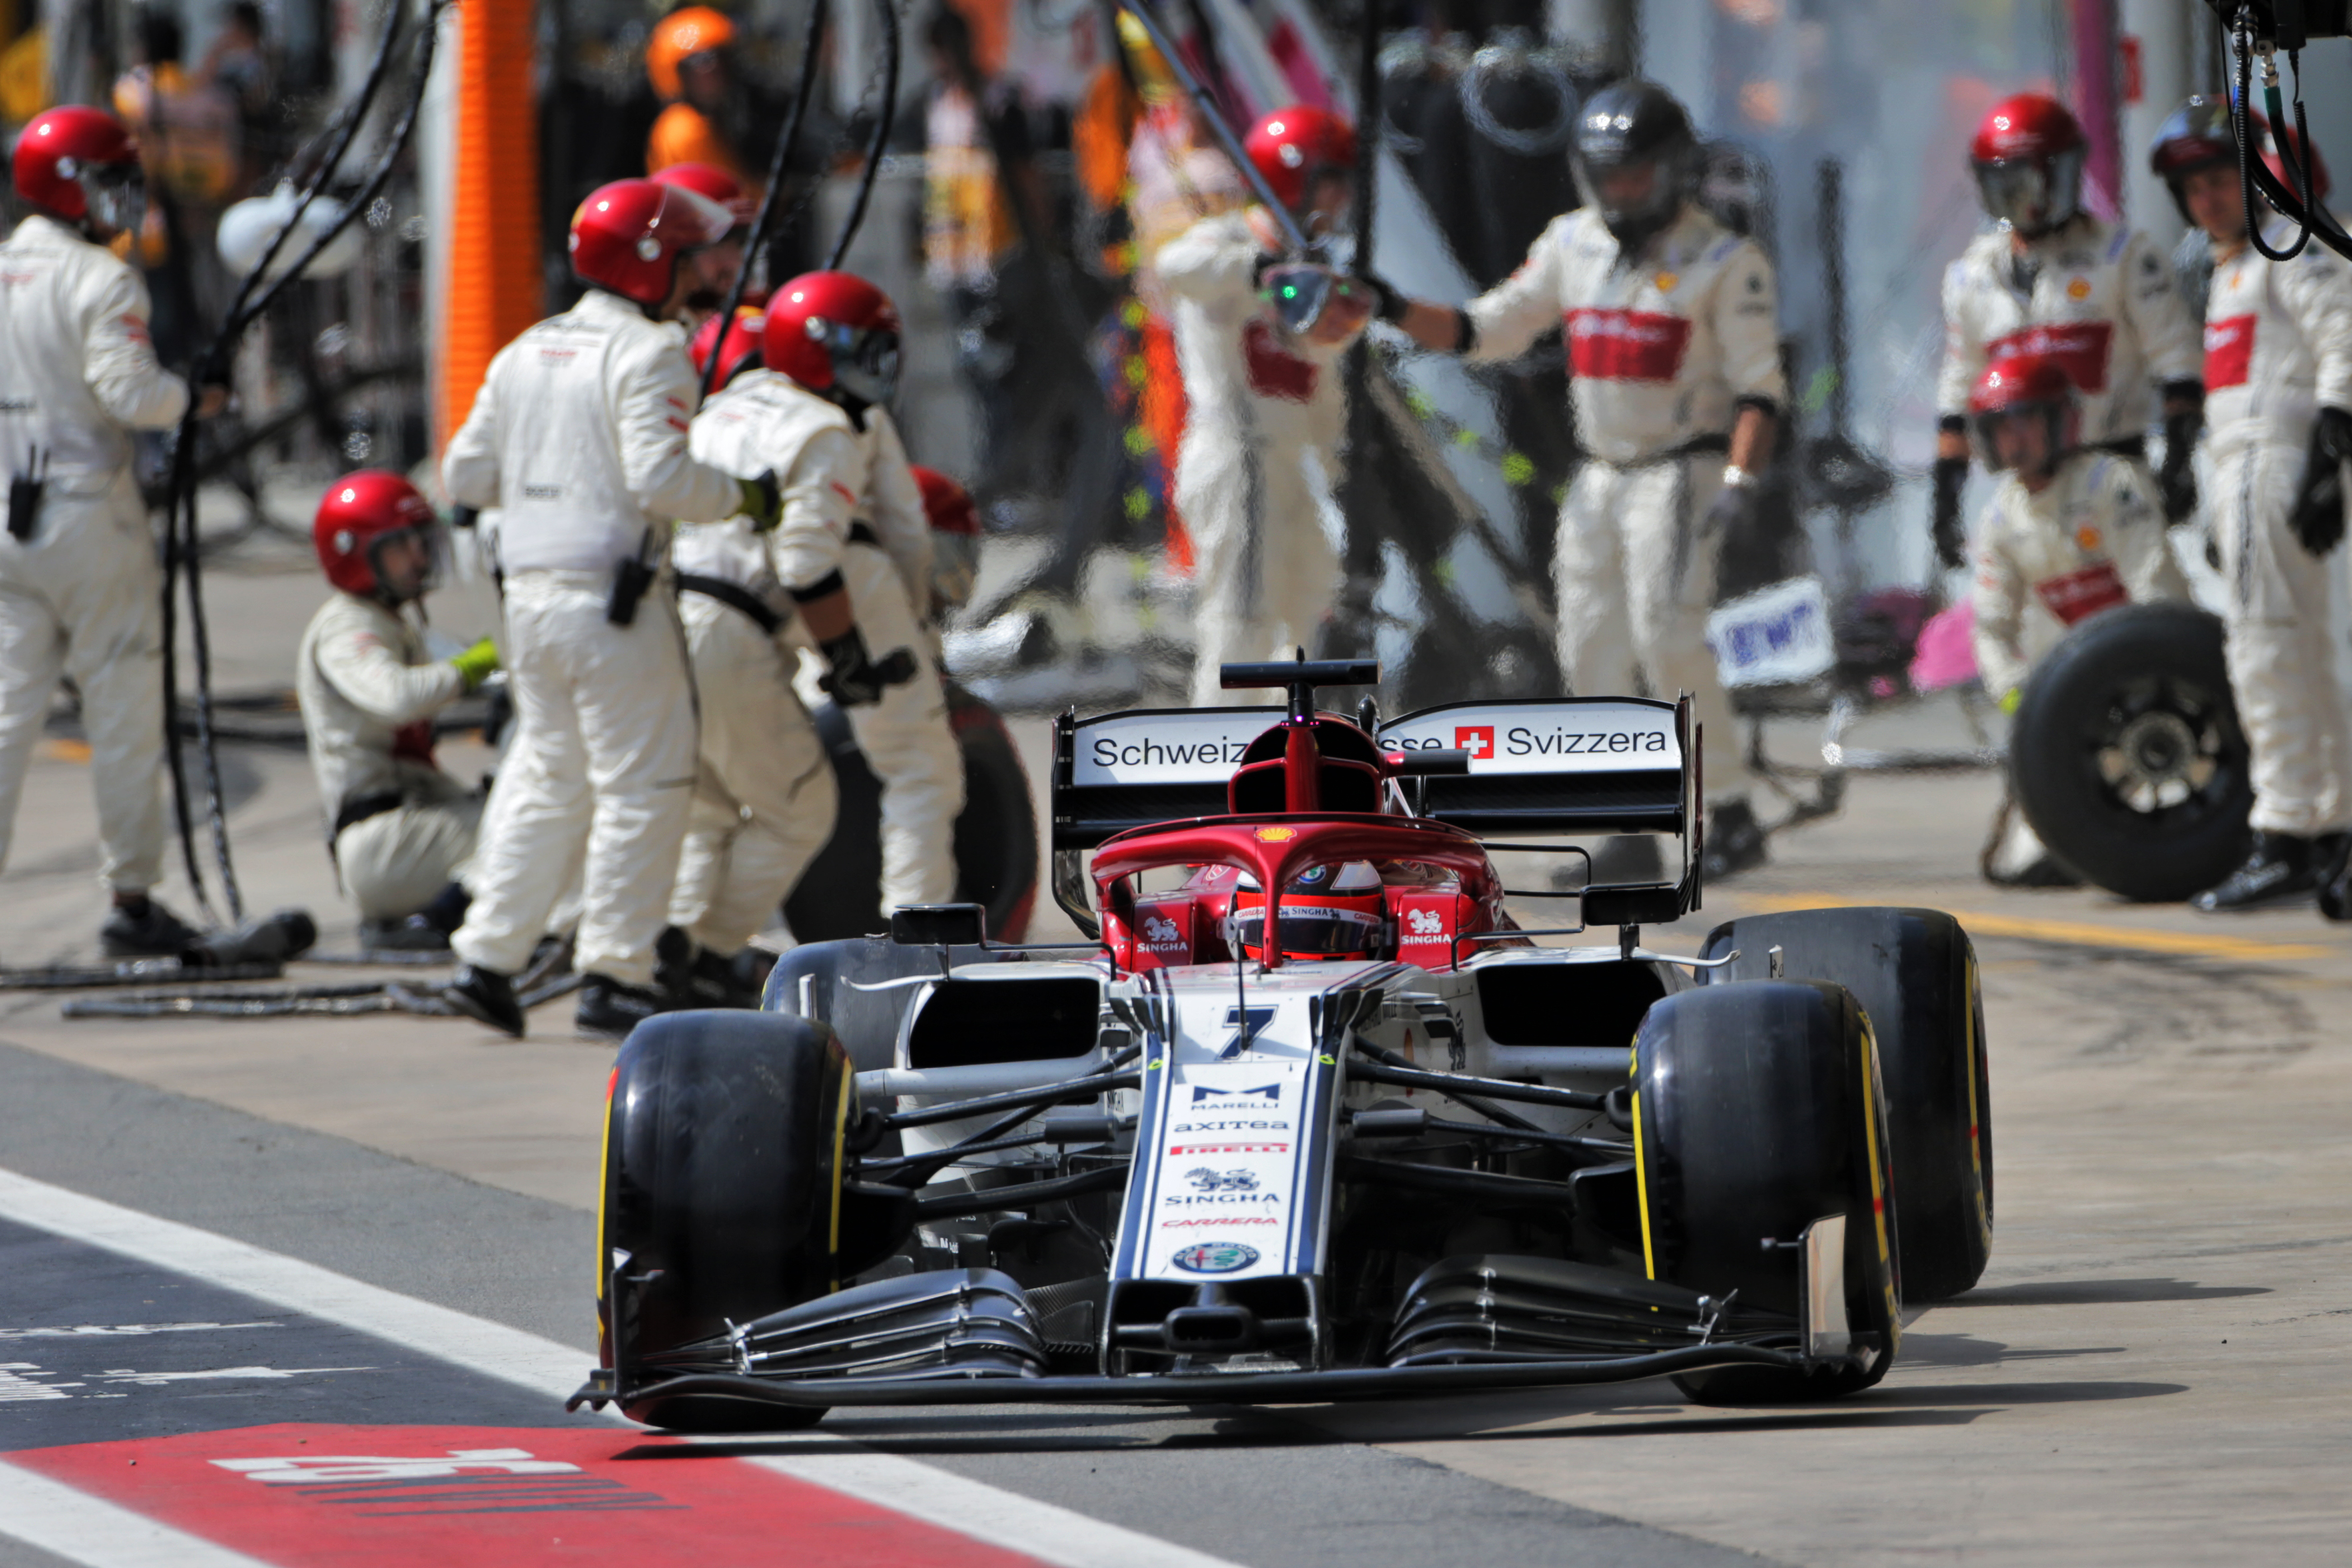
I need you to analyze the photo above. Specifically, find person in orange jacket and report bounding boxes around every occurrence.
[646,6,751,182]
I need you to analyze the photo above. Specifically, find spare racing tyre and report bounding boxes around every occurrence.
[600,1010,849,1431]
[1633,980,1901,1404]
[1700,908,1992,1302]
[784,681,1039,943]
[2009,602,2252,901]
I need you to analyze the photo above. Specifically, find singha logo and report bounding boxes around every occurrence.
[1144,915,1183,947]
[1183,1167,1260,1193]
[1406,908,1446,937]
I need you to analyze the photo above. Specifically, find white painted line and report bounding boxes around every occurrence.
[748,1452,1243,1568]
[0,1166,585,1401]
[0,1459,271,1568]
[0,1166,1247,1568]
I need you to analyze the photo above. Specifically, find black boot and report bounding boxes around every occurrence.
[359,914,455,952]
[441,964,525,1037]
[2193,833,2322,912]
[1701,799,1769,882]
[2315,834,2352,921]
[576,974,665,1041]
[100,896,198,958]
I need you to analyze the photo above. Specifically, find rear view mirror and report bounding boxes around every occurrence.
[889,904,988,948]
[1387,748,1470,776]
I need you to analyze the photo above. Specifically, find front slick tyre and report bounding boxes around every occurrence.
[1633,980,1901,1405]
[1700,907,1992,1302]
[600,1009,852,1432]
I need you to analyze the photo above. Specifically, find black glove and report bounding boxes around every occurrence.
[817,625,919,708]
[2290,406,2352,557]
[1357,270,1409,324]
[1931,455,1970,570]
[2159,407,2202,524]
[450,504,480,530]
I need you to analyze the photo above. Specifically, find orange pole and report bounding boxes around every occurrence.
[437,0,541,448]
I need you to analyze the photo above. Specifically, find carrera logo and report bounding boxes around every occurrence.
[1506,725,1671,757]
[1455,725,1494,759]
[2034,561,2128,626]
[2204,314,2255,390]
[1986,320,2113,394]
[1564,309,1691,382]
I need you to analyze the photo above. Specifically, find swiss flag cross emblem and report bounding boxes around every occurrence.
[1455,726,1494,760]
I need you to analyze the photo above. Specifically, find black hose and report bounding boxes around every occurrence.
[156,0,449,922]
[2234,13,2312,264]
[824,0,903,271]
[700,0,833,404]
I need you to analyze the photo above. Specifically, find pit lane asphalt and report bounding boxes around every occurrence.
[5,544,2352,1562]
[0,1042,1772,1568]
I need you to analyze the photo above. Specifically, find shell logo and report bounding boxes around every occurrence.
[1254,826,1298,843]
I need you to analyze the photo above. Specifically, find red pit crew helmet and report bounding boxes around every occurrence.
[691,306,765,389]
[1970,93,2087,238]
[911,465,980,612]
[314,470,441,602]
[762,270,902,406]
[649,159,755,225]
[11,106,144,231]
[1970,353,2079,475]
[568,177,735,308]
[1228,861,1391,963]
[1244,105,1357,212]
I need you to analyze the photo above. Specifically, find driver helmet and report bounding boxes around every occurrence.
[1228,861,1390,962]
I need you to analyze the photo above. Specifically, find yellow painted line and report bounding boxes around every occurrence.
[1741,893,2333,963]
[37,739,90,763]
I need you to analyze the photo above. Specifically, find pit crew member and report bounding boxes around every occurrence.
[1933,93,2203,572]
[439,176,781,1040]
[297,472,499,948]
[1382,79,1782,877]
[1156,105,1372,705]
[2151,99,2352,911]
[767,271,966,913]
[0,106,225,956]
[1968,353,2189,886]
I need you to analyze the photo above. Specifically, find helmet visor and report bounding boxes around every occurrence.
[1975,148,2083,233]
[818,320,902,406]
[1571,151,1681,235]
[1228,904,1387,959]
[80,163,146,235]
[364,520,446,602]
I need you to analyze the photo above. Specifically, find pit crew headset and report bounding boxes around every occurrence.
[760,271,919,706]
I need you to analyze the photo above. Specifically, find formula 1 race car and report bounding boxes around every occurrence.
[572,659,1993,1430]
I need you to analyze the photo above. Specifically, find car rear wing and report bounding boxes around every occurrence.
[1049,706,1290,936]
[1377,695,1699,926]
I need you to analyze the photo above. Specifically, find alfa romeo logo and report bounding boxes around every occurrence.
[1171,1241,1260,1274]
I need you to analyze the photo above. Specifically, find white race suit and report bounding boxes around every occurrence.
[294,592,478,921]
[2202,220,2352,838]
[1466,204,1784,803]
[1157,210,1352,705]
[441,288,745,987]
[0,214,190,895]
[664,369,848,951]
[1939,213,2202,452]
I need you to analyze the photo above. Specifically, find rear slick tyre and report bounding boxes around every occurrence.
[1700,907,1993,1302]
[2009,602,2252,902]
[1632,980,1901,1404]
[600,1009,851,1432]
